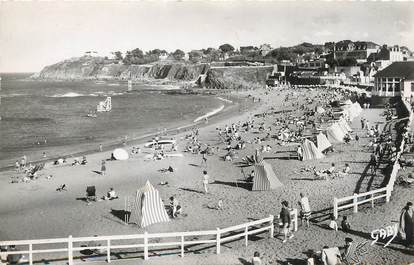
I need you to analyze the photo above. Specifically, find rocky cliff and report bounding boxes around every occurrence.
[34,56,273,89]
[34,56,210,81]
[202,66,273,89]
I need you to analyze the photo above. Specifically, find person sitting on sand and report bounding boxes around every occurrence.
[338,164,351,177]
[341,216,351,233]
[251,251,262,265]
[328,214,338,231]
[81,156,87,165]
[103,188,118,200]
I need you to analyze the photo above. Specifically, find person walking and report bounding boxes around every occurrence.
[202,170,209,194]
[101,160,106,176]
[200,152,207,167]
[280,200,294,243]
[399,201,414,246]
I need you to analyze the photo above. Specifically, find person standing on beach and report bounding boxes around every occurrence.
[280,200,294,243]
[299,193,311,227]
[398,202,414,246]
[101,160,106,176]
[202,170,209,194]
[201,152,207,167]
[99,144,103,152]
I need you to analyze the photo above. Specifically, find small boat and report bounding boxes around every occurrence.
[97,97,112,112]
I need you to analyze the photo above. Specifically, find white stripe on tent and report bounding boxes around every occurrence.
[317,132,332,152]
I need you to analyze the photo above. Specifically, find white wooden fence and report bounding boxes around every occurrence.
[0,210,298,265]
[333,98,413,219]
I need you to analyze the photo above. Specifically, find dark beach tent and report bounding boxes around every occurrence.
[112,148,129,160]
[252,161,283,191]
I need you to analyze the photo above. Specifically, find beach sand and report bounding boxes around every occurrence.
[0,87,413,265]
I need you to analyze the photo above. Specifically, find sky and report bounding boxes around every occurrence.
[1,1,414,72]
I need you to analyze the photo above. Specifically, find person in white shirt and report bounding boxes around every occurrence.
[202,170,209,194]
[299,193,311,227]
[251,251,262,265]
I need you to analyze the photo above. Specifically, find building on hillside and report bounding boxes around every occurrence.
[334,40,380,63]
[373,61,414,99]
[298,59,326,71]
[240,46,258,56]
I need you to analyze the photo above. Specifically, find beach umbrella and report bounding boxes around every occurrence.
[113,148,129,160]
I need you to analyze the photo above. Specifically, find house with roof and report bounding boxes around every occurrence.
[334,40,380,63]
[373,61,414,99]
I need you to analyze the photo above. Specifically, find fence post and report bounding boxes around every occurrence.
[180,235,184,258]
[29,243,33,265]
[144,232,148,260]
[68,235,73,265]
[107,239,111,263]
[293,209,298,232]
[386,186,391,203]
[244,226,248,247]
[216,228,221,254]
[353,193,358,213]
[333,198,338,220]
[269,215,274,238]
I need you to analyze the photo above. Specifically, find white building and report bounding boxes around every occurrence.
[373,61,414,98]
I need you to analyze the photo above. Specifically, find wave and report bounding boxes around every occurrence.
[217,97,233,103]
[194,105,225,123]
[0,93,29,98]
[49,92,86,98]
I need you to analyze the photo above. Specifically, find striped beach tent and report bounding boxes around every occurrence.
[301,139,325,161]
[316,132,332,152]
[132,181,170,228]
[252,161,283,191]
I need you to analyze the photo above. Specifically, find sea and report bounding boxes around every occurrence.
[0,73,231,168]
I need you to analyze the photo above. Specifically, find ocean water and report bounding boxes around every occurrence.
[0,73,226,167]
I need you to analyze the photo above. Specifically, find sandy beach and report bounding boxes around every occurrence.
[1,86,413,265]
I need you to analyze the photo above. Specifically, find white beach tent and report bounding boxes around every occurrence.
[326,123,345,144]
[316,132,332,152]
[252,161,283,191]
[113,148,129,160]
[132,181,170,228]
[338,118,352,133]
[301,139,325,160]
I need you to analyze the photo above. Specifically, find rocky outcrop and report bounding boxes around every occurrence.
[35,56,209,81]
[34,56,273,90]
[202,66,273,89]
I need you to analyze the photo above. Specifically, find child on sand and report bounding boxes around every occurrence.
[202,170,209,194]
[251,251,262,265]
[101,160,106,176]
[341,216,351,233]
[328,214,338,231]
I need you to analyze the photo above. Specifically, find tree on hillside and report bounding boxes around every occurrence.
[219,43,235,54]
[113,51,123,61]
[172,49,185,60]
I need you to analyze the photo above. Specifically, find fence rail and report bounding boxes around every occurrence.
[0,210,298,265]
[333,97,413,219]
